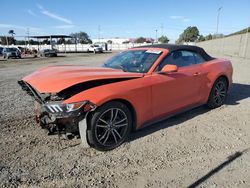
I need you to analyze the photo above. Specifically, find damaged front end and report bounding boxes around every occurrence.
[18,80,96,136]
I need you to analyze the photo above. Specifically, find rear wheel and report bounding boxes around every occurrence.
[207,77,228,109]
[87,101,132,151]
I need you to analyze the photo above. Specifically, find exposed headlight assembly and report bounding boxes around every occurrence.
[65,102,86,112]
[44,101,96,114]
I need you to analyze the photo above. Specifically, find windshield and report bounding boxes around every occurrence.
[5,48,17,52]
[103,50,161,73]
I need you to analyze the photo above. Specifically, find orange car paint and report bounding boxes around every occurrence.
[23,66,144,93]
[22,47,233,129]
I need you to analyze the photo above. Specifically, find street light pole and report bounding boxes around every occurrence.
[216,7,222,37]
[155,29,158,43]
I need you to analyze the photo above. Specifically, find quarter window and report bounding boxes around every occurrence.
[194,53,205,64]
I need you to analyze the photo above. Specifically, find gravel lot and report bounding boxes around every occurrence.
[0,52,249,188]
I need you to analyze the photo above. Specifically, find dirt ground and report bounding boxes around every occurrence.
[0,52,249,188]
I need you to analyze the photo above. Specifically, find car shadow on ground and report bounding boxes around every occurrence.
[187,148,249,188]
[129,83,250,142]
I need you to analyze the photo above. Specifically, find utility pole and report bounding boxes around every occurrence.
[216,7,222,38]
[5,36,9,46]
[160,24,164,36]
[98,25,101,43]
[155,29,158,43]
[26,28,30,45]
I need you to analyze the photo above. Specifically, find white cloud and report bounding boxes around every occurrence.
[0,23,41,34]
[169,16,190,22]
[182,18,190,22]
[0,24,35,30]
[169,16,183,19]
[37,4,72,24]
[37,4,43,10]
[28,9,37,17]
[53,25,75,29]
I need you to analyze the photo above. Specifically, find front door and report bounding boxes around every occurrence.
[151,50,203,119]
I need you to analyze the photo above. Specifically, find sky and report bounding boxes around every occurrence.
[0,0,249,42]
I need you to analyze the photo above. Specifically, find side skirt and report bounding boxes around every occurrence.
[137,103,205,131]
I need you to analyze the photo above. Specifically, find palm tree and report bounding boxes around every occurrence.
[7,30,16,45]
[8,30,15,37]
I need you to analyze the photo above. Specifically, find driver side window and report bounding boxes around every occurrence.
[156,50,200,71]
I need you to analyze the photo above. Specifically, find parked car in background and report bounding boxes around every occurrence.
[0,47,3,57]
[39,49,57,57]
[2,47,21,59]
[87,44,103,53]
[20,47,38,58]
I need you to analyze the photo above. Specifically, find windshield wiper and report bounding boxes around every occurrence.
[103,63,128,72]
[118,65,128,72]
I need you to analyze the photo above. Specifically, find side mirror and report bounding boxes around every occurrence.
[160,64,178,74]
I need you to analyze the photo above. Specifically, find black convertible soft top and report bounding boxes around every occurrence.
[134,44,214,61]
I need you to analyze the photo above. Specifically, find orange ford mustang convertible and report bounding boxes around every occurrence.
[18,44,233,150]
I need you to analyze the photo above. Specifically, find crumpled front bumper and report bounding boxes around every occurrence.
[35,101,96,135]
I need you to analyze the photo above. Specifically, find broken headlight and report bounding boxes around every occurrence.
[44,101,96,114]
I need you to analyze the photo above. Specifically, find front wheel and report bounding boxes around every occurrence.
[87,101,132,151]
[207,77,228,109]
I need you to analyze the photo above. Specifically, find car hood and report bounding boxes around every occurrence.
[22,65,144,93]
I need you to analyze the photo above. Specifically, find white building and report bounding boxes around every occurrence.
[92,38,129,44]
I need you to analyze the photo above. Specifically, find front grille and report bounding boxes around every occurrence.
[18,80,44,104]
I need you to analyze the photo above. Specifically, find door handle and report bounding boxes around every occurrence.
[193,72,201,76]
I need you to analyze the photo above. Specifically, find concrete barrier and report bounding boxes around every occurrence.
[196,32,250,59]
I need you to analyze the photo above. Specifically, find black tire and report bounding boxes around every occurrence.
[207,77,228,109]
[87,101,132,151]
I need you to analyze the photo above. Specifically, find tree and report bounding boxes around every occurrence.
[8,30,15,37]
[198,35,205,42]
[107,40,113,44]
[122,40,130,44]
[57,37,66,44]
[0,36,15,45]
[176,26,200,44]
[42,39,50,45]
[158,35,169,43]
[70,31,92,44]
[15,40,26,45]
[205,34,213,41]
[29,39,39,45]
[66,39,73,44]
[135,37,146,43]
